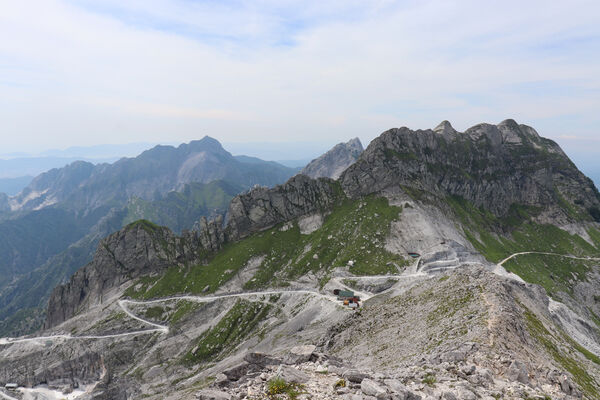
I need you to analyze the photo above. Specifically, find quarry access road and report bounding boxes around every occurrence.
[497,251,600,267]
[0,390,17,400]
[0,290,345,345]
[4,251,593,347]
[0,328,167,345]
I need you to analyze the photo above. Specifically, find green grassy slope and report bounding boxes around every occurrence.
[446,195,600,297]
[125,195,407,300]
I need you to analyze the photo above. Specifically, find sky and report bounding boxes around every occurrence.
[1,0,599,160]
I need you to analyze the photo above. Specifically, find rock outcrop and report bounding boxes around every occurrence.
[44,221,204,328]
[224,174,342,241]
[45,175,343,328]
[301,138,363,180]
[340,120,600,222]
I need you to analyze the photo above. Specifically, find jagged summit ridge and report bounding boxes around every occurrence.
[433,120,457,135]
[341,119,599,221]
[301,137,364,179]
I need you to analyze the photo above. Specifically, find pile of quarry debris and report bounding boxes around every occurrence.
[196,345,582,400]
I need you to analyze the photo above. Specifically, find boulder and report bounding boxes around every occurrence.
[505,361,529,384]
[214,373,228,387]
[222,362,254,381]
[559,374,582,397]
[278,366,310,384]
[361,378,388,398]
[196,389,231,400]
[456,387,477,400]
[243,352,281,367]
[285,345,317,364]
[343,369,370,383]
[384,379,421,400]
[441,392,457,400]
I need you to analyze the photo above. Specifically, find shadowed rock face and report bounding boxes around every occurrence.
[340,120,600,221]
[301,138,363,180]
[44,222,204,328]
[45,119,600,330]
[45,175,343,328]
[224,174,342,241]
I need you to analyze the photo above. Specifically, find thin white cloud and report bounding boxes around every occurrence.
[0,0,599,152]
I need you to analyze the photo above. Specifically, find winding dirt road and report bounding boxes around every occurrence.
[497,251,600,266]
[2,251,598,351]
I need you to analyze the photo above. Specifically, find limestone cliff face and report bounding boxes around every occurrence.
[44,222,203,328]
[340,119,600,222]
[300,138,363,179]
[224,174,342,241]
[45,175,342,328]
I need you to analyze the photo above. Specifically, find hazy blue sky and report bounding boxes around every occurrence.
[1,0,599,155]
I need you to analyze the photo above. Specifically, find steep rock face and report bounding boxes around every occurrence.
[44,222,203,328]
[45,175,342,328]
[224,174,342,241]
[340,120,600,221]
[194,215,226,252]
[301,138,363,180]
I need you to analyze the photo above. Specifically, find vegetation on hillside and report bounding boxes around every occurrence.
[123,181,242,233]
[125,195,407,299]
[522,305,599,398]
[445,194,600,296]
[183,299,271,364]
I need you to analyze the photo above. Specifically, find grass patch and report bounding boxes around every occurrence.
[183,300,271,365]
[127,195,408,298]
[246,195,408,288]
[522,306,599,398]
[266,377,303,399]
[422,373,436,387]
[169,301,200,325]
[447,195,600,297]
[126,219,162,234]
[144,306,165,320]
[503,254,596,296]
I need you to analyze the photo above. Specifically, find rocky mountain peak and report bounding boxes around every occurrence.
[433,120,457,135]
[346,137,363,151]
[341,119,600,222]
[496,119,543,145]
[182,135,231,157]
[300,138,364,179]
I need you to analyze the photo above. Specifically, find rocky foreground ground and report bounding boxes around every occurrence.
[197,346,581,400]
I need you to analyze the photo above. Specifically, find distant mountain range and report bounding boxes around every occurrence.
[8,119,600,399]
[0,137,299,335]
